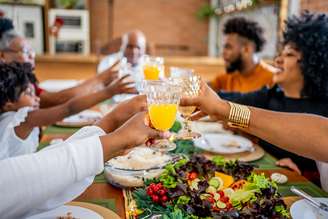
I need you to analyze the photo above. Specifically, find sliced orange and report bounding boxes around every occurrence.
[215,172,234,188]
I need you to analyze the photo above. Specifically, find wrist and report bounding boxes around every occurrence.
[96,73,107,85]
[113,127,134,147]
[96,110,120,133]
[213,99,230,121]
[103,85,114,96]
[100,131,126,160]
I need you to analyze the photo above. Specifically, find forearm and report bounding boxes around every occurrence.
[95,110,121,134]
[66,88,111,116]
[16,89,113,139]
[99,130,129,161]
[40,78,102,108]
[247,108,328,162]
[213,100,328,162]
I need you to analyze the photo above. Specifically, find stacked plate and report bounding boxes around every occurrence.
[56,110,103,128]
[104,147,175,188]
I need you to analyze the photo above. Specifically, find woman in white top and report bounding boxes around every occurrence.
[0,95,162,219]
[0,62,135,159]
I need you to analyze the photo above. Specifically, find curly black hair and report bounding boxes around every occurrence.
[0,62,34,110]
[224,17,265,52]
[283,11,328,99]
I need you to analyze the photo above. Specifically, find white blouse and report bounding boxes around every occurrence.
[0,107,40,159]
[0,125,105,219]
[316,161,328,192]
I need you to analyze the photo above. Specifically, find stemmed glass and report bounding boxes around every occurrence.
[142,55,165,80]
[111,58,137,103]
[144,80,180,151]
[170,67,201,139]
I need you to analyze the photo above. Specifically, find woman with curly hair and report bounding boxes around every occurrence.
[217,11,328,189]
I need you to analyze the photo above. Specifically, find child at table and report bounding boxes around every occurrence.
[0,62,135,159]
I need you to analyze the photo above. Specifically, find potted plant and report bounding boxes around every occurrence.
[57,0,78,9]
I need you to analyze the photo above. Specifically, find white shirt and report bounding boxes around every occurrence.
[97,52,123,73]
[316,161,328,192]
[0,107,40,160]
[0,125,105,219]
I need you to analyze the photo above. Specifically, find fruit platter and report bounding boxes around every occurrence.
[130,155,289,219]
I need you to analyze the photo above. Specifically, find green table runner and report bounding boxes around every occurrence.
[85,199,117,212]
[39,125,328,199]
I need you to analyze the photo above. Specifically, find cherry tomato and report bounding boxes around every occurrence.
[158,189,166,196]
[218,190,224,197]
[161,195,168,202]
[152,195,159,202]
[188,172,198,180]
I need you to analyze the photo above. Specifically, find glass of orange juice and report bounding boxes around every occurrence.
[170,67,201,139]
[144,80,180,151]
[142,55,164,80]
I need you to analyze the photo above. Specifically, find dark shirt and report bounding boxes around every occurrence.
[219,85,328,173]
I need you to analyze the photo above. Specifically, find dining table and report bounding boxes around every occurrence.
[38,103,328,219]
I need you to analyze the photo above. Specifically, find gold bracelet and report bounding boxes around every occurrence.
[227,102,251,128]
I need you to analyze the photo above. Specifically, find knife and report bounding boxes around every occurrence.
[291,186,328,212]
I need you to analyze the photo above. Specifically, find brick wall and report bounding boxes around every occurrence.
[86,0,328,55]
[89,0,113,54]
[300,0,328,13]
[111,0,209,56]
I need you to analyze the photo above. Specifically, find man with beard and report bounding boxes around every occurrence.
[210,17,275,93]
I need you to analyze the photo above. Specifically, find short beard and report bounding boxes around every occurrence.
[226,55,243,73]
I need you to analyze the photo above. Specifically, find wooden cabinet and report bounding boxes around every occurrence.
[0,3,44,54]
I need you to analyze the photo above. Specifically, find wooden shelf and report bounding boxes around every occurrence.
[36,54,100,64]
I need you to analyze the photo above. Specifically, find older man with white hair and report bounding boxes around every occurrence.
[97,30,147,73]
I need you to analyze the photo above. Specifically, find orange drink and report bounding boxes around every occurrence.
[144,65,160,80]
[148,103,178,131]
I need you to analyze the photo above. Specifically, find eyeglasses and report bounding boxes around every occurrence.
[3,47,35,58]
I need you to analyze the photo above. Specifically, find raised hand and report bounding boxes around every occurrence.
[97,60,120,85]
[180,80,228,122]
[276,158,301,174]
[105,74,137,96]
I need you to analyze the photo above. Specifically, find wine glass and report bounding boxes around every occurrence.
[144,80,180,151]
[111,58,137,103]
[142,55,165,80]
[170,67,201,139]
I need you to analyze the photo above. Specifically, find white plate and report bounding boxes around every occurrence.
[194,133,254,154]
[290,198,328,219]
[191,121,231,134]
[113,94,137,103]
[62,110,103,123]
[39,80,80,92]
[26,205,103,219]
